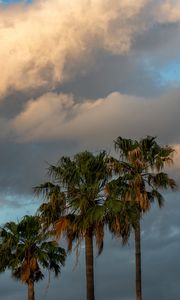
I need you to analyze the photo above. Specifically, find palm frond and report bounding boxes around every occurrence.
[0,215,66,286]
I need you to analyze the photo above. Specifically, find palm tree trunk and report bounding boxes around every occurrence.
[28,280,35,300]
[85,227,95,300]
[135,219,142,300]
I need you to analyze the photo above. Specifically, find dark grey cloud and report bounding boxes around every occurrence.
[133,22,180,60]
[0,139,79,196]
[57,51,163,99]
[0,86,54,119]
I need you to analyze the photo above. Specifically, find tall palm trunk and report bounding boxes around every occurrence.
[135,219,142,300]
[28,280,35,300]
[85,227,95,300]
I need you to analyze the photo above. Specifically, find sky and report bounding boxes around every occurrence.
[0,0,180,299]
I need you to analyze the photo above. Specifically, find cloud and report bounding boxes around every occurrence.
[0,0,180,98]
[7,88,180,149]
[157,0,180,23]
[2,88,178,189]
[174,144,180,167]
[0,0,145,97]
[0,87,178,195]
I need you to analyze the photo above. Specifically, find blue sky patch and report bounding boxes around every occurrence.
[143,57,180,87]
[160,61,180,85]
[0,0,32,4]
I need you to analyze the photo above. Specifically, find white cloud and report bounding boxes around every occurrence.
[157,0,180,23]
[0,0,180,97]
[0,0,144,97]
[7,87,180,150]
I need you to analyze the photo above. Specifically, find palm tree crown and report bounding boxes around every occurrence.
[0,215,66,300]
[113,136,176,210]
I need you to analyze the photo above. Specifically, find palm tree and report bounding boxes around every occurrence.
[35,151,111,300]
[0,215,66,300]
[113,136,176,300]
[105,176,140,243]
